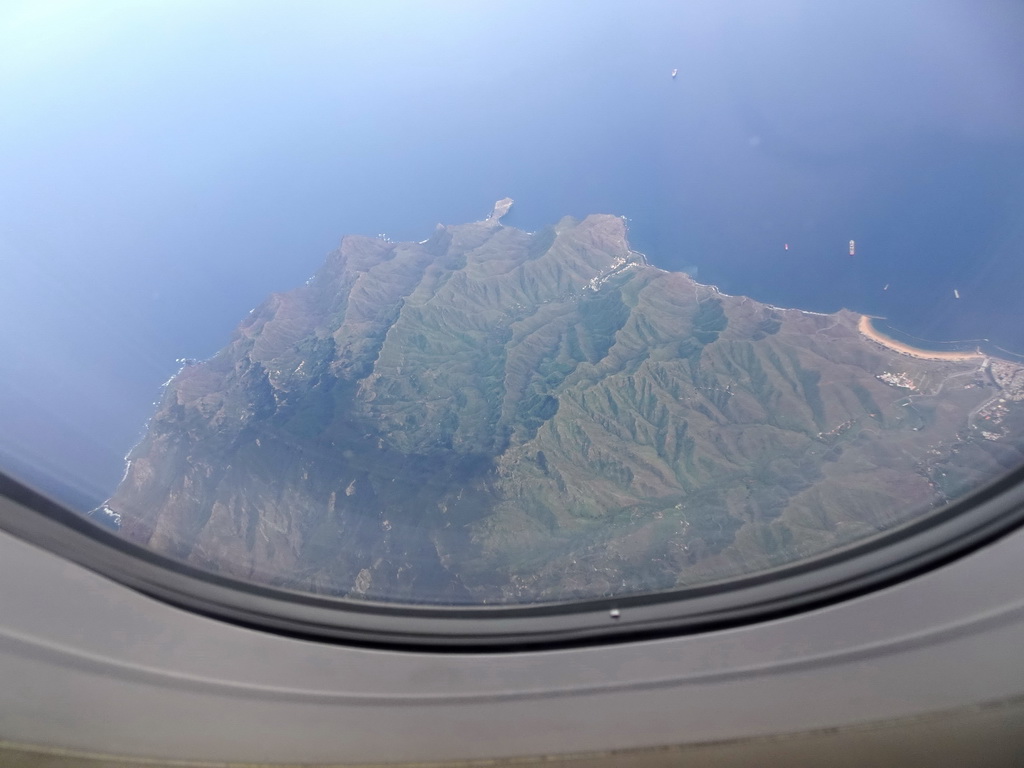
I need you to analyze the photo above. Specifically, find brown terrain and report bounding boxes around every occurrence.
[101,205,1024,604]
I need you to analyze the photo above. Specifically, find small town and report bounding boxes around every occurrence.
[876,370,918,390]
[975,398,1012,441]
[987,359,1024,401]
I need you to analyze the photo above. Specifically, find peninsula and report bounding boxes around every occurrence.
[100,204,1024,604]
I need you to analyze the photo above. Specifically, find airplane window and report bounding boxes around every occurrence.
[2,1,1023,622]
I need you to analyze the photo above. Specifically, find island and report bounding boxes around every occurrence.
[98,203,1024,604]
[486,196,515,222]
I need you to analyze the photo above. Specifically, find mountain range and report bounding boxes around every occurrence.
[103,201,1024,603]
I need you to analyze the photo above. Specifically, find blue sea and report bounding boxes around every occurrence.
[2,0,1023,503]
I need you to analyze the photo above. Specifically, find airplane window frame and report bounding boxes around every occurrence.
[1,462,1023,651]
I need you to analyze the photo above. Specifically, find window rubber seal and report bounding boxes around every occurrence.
[2,465,1024,653]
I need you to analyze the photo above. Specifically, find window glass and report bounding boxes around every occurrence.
[2,1,1024,604]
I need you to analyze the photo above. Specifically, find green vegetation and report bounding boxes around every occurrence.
[107,212,1024,604]
[692,298,727,344]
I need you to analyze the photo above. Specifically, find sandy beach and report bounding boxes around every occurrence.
[858,316,985,362]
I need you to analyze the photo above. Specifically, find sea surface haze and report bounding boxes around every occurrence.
[1,0,1022,501]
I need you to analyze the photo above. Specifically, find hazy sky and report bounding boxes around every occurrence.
[2,0,1023,503]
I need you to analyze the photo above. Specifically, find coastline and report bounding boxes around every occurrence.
[857,315,986,362]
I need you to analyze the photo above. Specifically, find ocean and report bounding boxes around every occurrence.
[2,0,1023,502]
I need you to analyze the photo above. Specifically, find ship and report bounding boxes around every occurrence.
[671,68,678,79]
[954,289,960,299]
[849,240,856,256]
